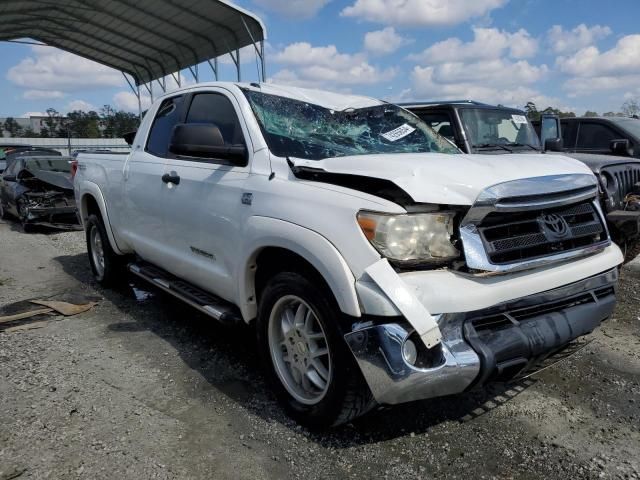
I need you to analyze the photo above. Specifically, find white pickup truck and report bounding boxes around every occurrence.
[74,82,622,427]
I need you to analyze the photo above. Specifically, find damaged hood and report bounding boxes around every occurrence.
[20,156,74,191]
[290,152,594,205]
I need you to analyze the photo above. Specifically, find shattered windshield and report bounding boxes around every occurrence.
[460,108,541,150]
[243,90,458,160]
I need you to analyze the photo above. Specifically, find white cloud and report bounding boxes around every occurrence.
[557,34,640,97]
[409,27,537,64]
[7,45,123,92]
[408,59,549,108]
[218,44,266,66]
[270,42,396,88]
[364,27,411,55]
[111,73,191,112]
[547,24,611,54]
[341,0,508,27]
[113,91,152,112]
[65,100,97,112]
[558,34,640,78]
[564,75,640,97]
[23,90,66,100]
[252,0,330,18]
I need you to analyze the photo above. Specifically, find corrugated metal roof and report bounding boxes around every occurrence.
[0,0,266,85]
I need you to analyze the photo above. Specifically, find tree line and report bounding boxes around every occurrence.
[524,99,640,121]
[1,106,139,139]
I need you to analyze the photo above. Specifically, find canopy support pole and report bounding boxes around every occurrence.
[170,71,181,88]
[261,41,266,82]
[156,76,166,93]
[236,49,241,81]
[240,16,266,82]
[207,58,218,80]
[122,71,142,118]
[188,64,199,82]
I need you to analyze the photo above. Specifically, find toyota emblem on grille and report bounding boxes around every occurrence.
[538,213,570,240]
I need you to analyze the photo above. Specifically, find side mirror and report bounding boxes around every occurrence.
[544,137,563,152]
[169,123,247,165]
[123,130,137,146]
[610,139,631,156]
[2,175,16,182]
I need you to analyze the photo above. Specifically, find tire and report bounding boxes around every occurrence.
[0,201,5,219]
[257,271,375,428]
[86,213,124,286]
[16,199,33,233]
[623,240,640,264]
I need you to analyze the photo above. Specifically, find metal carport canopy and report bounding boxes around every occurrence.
[0,0,267,86]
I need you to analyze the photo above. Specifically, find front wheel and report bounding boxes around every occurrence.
[86,213,124,286]
[623,240,640,264]
[257,272,374,428]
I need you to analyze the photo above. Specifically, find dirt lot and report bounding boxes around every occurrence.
[0,219,639,480]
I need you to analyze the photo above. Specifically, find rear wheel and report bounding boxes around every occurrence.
[0,201,5,219]
[86,213,124,286]
[257,271,374,428]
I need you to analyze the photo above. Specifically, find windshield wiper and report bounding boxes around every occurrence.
[505,142,540,151]
[474,143,513,152]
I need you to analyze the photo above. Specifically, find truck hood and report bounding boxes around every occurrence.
[290,152,593,205]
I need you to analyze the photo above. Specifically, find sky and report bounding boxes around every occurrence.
[1,0,639,117]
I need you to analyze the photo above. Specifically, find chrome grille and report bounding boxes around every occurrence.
[478,201,607,265]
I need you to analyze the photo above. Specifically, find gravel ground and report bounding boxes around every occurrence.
[0,218,639,480]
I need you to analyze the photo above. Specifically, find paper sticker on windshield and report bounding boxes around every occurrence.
[381,124,416,142]
[512,114,528,124]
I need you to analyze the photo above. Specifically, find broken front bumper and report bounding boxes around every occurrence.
[345,268,617,405]
[24,205,80,229]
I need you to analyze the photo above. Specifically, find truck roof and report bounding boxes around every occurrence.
[156,81,385,112]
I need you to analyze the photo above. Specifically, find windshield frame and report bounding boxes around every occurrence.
[242,89,459,161]
[459,106,541,152]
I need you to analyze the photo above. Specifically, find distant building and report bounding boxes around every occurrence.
[0,115,52,136]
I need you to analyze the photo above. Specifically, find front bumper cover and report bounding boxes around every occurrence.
[345,268,617,405]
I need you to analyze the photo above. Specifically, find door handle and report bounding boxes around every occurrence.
[162,173,180,185]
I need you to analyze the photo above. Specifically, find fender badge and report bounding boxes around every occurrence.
[241,192,253,205]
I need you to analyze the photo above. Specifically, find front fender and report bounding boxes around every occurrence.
[237,216,361,321]
[77,181,125,255]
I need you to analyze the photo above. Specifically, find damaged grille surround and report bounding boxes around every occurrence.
[460,174,610,273]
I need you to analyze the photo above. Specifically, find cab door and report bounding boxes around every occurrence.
[159,89,252,302]
[121,94,185,266]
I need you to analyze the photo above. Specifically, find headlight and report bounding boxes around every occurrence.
[357,211,460,264]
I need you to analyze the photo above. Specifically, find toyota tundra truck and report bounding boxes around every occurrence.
[74,83,623,427]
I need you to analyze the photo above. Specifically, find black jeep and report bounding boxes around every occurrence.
[401,101,640,262]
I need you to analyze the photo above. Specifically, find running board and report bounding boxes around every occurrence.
[128,261,242,325]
